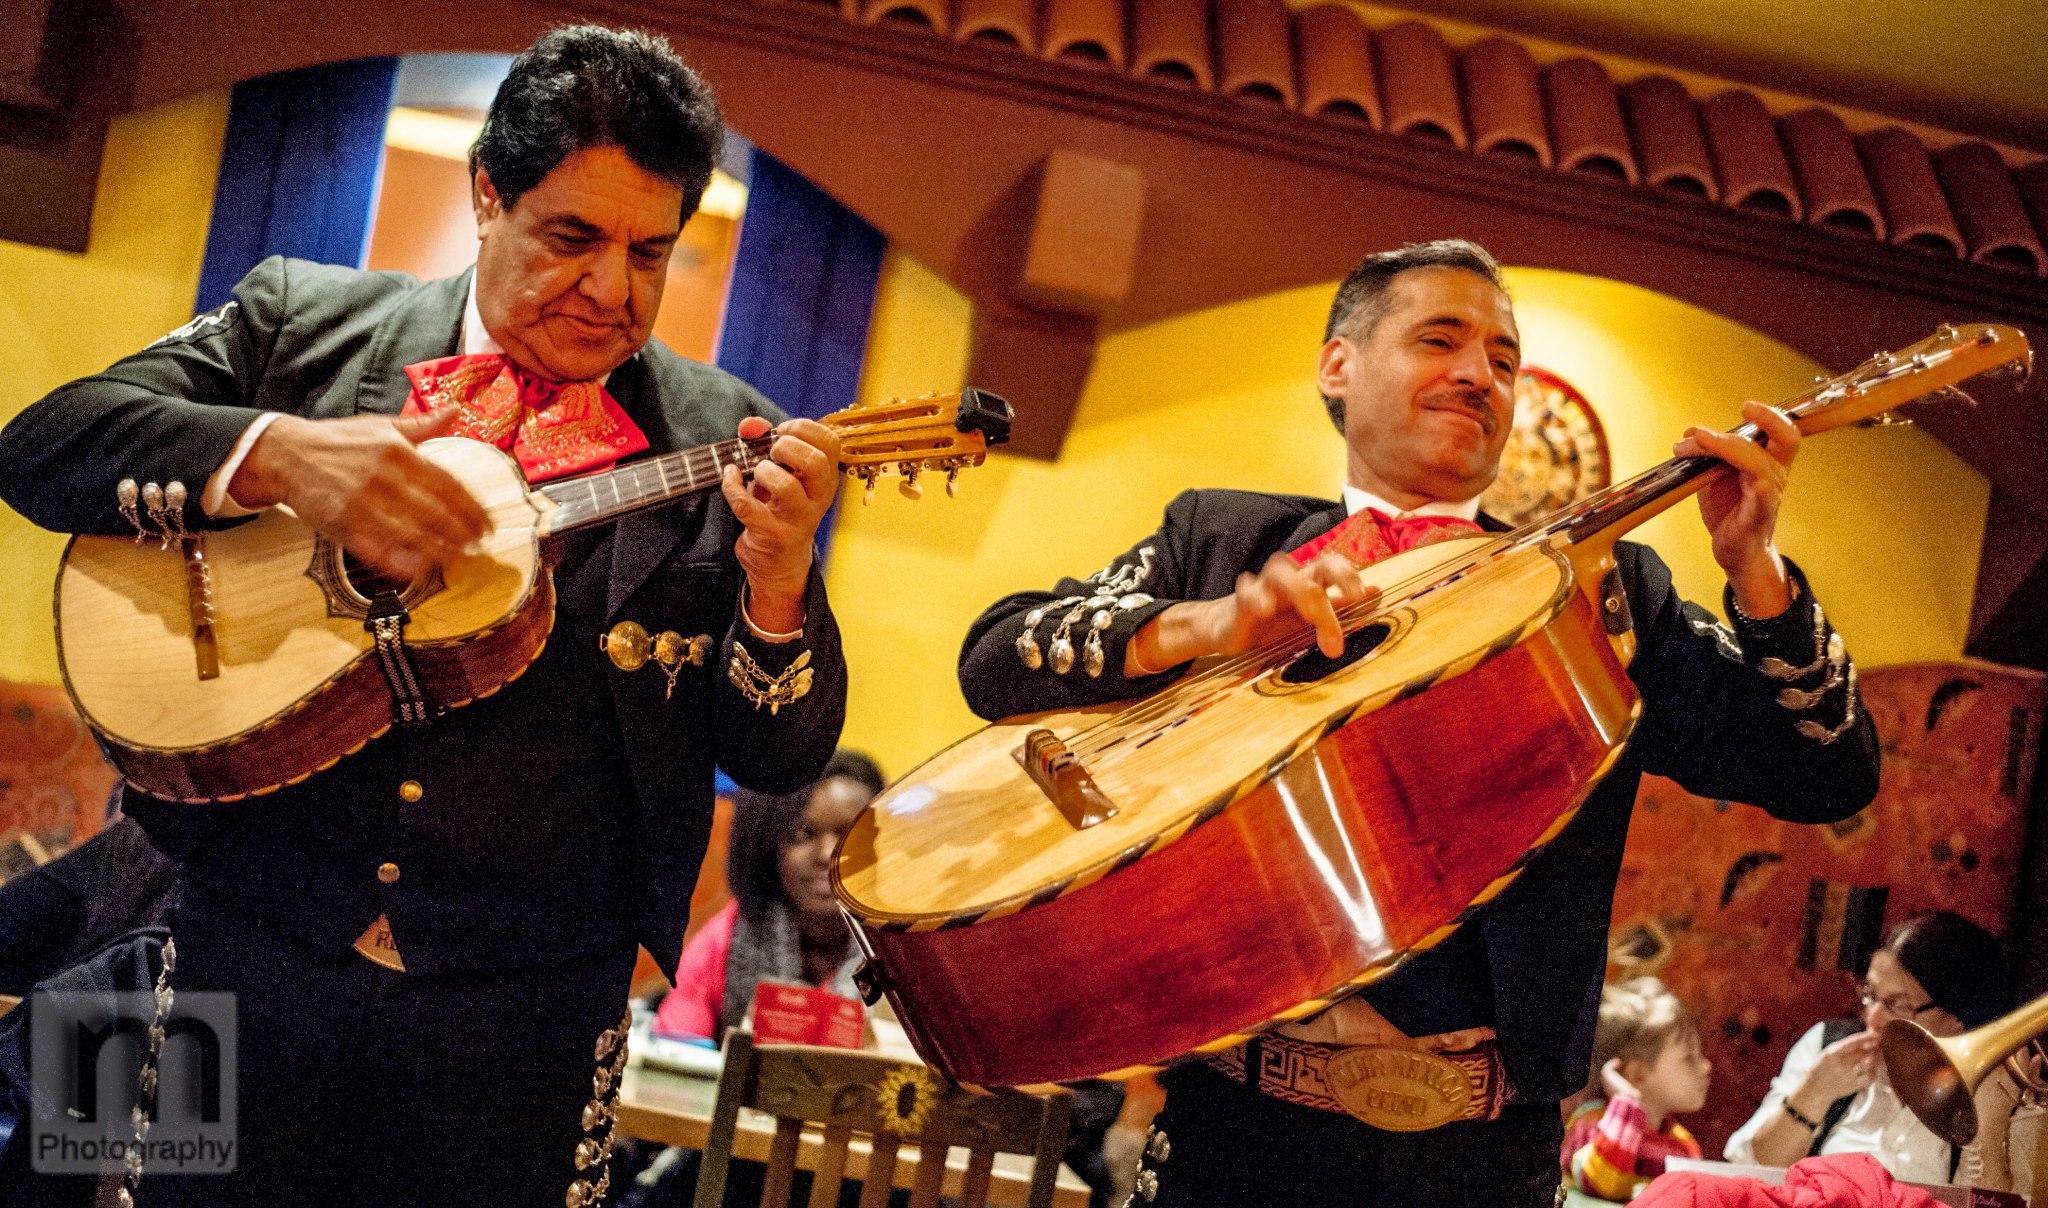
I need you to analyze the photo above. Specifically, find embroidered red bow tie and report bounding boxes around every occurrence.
[1290,507,1483,569]
[400,353,649,483]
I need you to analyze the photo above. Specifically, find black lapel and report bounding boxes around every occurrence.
[606,349,711,616]
[353,269,471,416]
[1281,502,1348,555]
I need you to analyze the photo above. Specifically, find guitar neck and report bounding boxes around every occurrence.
[1524,323,2028,551]
[533,434,774,536]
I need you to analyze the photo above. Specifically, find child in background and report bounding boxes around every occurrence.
[1563,977,1714,1202]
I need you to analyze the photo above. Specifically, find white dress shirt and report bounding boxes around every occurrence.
[1724,1021,1957,1184]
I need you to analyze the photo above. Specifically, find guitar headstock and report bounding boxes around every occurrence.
[822,388,1014,500]
[1792,324,2031,437]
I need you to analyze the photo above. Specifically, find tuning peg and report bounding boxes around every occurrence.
[852,466,877,505]
[1895,385,1978,413]
[946,466,961,498]
[899,465,923,500]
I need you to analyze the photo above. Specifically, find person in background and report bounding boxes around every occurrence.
[1562,978,1711,1202]
[655,749,882,1041]
[1724,912,2007,1186]
[644,749,1127,1208]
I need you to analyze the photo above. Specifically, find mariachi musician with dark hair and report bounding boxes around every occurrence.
[956,240,1880,1206]
[0,25,845,1208]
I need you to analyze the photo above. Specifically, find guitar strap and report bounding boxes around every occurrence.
[365,591,439,728]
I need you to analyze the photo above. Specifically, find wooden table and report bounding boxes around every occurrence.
[616,1062,1091,1207]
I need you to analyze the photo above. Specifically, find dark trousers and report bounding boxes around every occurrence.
[1143,1061,1562,1208]
[132,903,637,1208]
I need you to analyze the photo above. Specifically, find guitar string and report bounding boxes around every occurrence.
[1056,354,1916,764]
[1058,446,1728,758]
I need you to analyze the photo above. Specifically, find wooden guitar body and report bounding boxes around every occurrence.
[836,322,2028,1090]
[57,438,554,801]
[52,389,1011,802]
[837,536,1641,1087]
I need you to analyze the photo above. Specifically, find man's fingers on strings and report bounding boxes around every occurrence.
[1284,574,1346,657]
[750,459,804,514]
[1678,426,1782,485]
[1744,401,1802,465]
[721,464,767,523]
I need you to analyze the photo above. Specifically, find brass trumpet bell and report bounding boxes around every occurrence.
[1883,988,2048,1146]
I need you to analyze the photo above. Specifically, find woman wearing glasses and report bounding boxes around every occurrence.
[1723,911,2007,1184]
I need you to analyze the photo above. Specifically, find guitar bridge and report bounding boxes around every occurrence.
[1014,728,1117,830]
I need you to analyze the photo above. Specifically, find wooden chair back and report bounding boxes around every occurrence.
[691,1031,1072,1208]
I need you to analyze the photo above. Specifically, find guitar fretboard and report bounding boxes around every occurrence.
[536,434,776,534]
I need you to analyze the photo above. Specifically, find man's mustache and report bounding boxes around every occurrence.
[1423,389,1499,435]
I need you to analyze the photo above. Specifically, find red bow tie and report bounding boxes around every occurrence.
[400,353,649,483]
[1290,506,1482,569]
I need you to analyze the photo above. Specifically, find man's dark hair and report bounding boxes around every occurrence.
[1318,239,1506,431]
[725,750,885,919]
[470,24,724,221]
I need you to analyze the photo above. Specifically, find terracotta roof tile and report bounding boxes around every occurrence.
[1377,20,1465,149]
[1702,89,1801,220]
[1936,142,2043,273]
[1043,0,1127,70]
[1462,37,1550,166]
[1859,127,1966,257]
[1546,57,1635,183]
[1130,0,1213,89]
[1621,75,1716,200]
[1294,4,1382,127]
[1214,0,1297,109]
[955,0,1039,51]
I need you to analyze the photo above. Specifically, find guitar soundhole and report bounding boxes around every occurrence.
[1277,621,1395,685]
[305,534,442,620]
[341,554,417,603]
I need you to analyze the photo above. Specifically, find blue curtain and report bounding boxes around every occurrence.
[194,58,399,313]
[715,149,885,567]
[712,150,883,792]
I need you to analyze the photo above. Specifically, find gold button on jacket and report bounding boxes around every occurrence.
[398,780,423,803]
[377,862,401,884]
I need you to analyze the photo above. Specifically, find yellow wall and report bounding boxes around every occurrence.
[827,255,1990,779]
[0,90,231,684]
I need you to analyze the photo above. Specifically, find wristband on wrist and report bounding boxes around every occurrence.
[1782,1099,1821,1131]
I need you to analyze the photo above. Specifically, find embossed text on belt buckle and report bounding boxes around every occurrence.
[1323,1044,1471,1132]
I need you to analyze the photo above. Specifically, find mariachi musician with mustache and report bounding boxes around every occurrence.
[0,26,844,1208]
[957,240,1879,1206]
